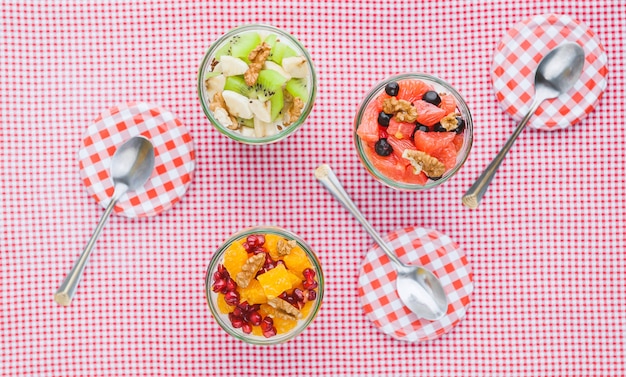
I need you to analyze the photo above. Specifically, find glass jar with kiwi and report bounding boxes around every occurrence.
[198,24,317,145]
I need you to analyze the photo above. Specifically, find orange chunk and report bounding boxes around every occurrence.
[273,316,298,334]
[216,293,234,314]
[283,246,313,279]
[251,325,263,336]
[223,240,249,277]
[300,300,315,318]
[239,279,268,304]
[257,264,300,299]
[264,233,284,260]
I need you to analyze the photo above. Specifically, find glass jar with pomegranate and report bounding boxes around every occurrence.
[205,226,324,345]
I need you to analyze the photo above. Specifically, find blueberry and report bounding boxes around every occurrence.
[454,116,466,134]
[410,123,429,139]
[377,112,392,127]
[415,123,429,132]
[385,82,399,96]
[423,91,441,106]
[434,123,447,132]
[430,176,442,181]
[374,138,393,156]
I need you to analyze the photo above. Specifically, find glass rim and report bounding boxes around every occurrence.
[353,72,474,190]
[197,24,317,145]
[204,226,324,345]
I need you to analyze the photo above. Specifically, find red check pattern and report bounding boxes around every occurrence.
[78,103,196,217]
[1,1,625,377]
[358,227,472,342]
[492,14,608,130]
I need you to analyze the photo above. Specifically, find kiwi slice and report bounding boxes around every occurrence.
[263,34,278,48]
[285,78,308,100]
[204,71,222,80]
[229,32,261,60]
[269,41,297,65]
[223,76,257,99]
[213,41,232,60]
[237,117,254,128]
[269,89,284,121]
[254,69,288,102]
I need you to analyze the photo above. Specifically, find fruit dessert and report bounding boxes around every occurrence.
[202,27,314,139]
[210,233,321,339]
[356,78,468,186]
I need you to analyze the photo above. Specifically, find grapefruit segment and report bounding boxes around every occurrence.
[432,142,458,170]
[387,137,417,161]
[396,79,433,103]
[439,94,457,114]
[387,119,415,140]
[413,130,455,156]
[413,100,447,127]
[362,143,406,181]
[357,100,382,143]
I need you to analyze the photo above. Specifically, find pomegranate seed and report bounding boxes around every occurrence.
[248,311,262,326]
[307,289,317,301]
[224,291,240,306]
[243,242,251,251]
[293,288,305,302]
[276,260,285,267]
[232,306,243,318]
[217,264,229,277]
[229,313,244,328]
[303,280,318,290]
[256,234,265,245]
[212,278,226,293]
[379,129,389,139]
[261,316,274,331]
[238,301,251,312]
[262,327,277,338]
[242,323,252,334]
[303,268,315,280]
[247,235,257,245]
[225,278,237,292]
[213,271,222,281]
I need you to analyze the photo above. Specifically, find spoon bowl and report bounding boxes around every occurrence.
[463,42,585,208]
[315,164,448,321]
[55,136,155,306]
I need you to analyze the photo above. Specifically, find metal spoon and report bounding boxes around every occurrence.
[315,164,448,320]
[54,136,155,306]
[462,42,585,209]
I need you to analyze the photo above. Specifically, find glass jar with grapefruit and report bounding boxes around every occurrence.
[354,73,473,190]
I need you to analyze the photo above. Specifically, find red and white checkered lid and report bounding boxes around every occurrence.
[492,14,608,130]
[78,102,196,218]
[358,226,473,342]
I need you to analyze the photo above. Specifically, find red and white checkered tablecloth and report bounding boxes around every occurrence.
[1,1,624,376]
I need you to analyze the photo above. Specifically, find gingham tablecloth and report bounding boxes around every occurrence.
[1,1,624,376]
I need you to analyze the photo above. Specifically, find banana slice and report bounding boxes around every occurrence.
[281,56,308,78]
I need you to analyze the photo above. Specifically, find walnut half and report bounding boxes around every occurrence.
[277,239,297,257]
[382,97,418,123]
[235,253,266,288]
[268,298,302,320]
[244,42,271,86]
[401,149,446,178]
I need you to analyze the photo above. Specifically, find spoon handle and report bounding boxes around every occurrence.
[462,99,542,209]
[314,164,405,268]
[54,190,123,306]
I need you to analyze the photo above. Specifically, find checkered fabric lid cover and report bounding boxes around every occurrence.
[78,102,196,218]
[492,14,608,130]
[358,226,473,342]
